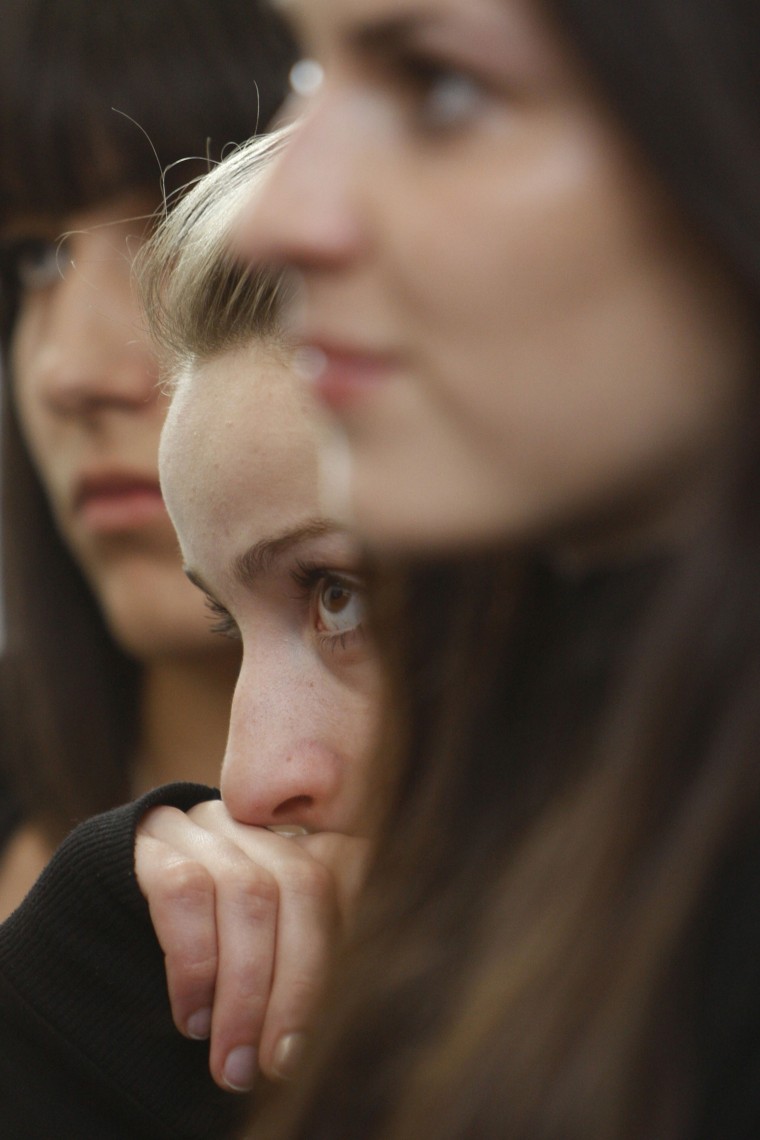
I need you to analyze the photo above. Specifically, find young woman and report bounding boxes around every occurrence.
[236,0,760,1136]
[0,131,380,1138]
[0,0,295,914]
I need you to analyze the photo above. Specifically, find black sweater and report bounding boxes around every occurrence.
[0,772,757,1136]
[0,782,245,1140]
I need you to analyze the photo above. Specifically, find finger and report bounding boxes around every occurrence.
[244,847,338,1081]
[134,831,218,1041]
[182,804,368,1083]
[139,807,281,1092]
[254,833,372,1080]
[186,804,339,1081]
[186,801,371,923]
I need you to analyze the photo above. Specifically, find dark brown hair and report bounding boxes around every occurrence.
[248,1,760,1136]
[0,0,295,842]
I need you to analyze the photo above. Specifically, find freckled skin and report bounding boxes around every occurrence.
[160,342,381,834]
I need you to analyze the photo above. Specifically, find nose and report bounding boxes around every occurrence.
[220,645,345,830]
[235,94,368,273]
[18,230,157,418]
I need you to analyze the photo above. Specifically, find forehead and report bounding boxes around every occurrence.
[160,341,322,560]
[280,0,468,25]
[279,0,573,86]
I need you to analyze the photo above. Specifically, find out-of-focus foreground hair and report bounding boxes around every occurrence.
[248,1,760,1138]
[0,0,295,842]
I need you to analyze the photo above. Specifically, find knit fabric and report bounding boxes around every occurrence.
[0,782,246,1139]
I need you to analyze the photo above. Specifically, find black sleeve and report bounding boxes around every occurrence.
[0,782,247,1140]
[693,829,760,1140]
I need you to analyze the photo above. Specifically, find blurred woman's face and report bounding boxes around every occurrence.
[7,192,232,659]
[240,0,755,558]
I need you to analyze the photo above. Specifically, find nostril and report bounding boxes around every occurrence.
[272,795,314,818]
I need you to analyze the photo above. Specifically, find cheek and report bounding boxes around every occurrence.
[362,132,751,545]
[384,135,605,412]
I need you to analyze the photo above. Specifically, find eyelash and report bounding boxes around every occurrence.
[201,564,366,652]
[292,560,366,653]
[203,595,240,640]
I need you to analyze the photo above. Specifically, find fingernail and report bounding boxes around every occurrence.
[186,1008,212,1040]
[223,1045,258,1092]
[272,1032,308,1079]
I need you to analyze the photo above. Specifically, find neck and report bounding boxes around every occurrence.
[132,647,240,796]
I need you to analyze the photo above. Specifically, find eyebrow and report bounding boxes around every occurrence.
[349,12,435,56]
[184,518,342,594]
[285,0,440,57]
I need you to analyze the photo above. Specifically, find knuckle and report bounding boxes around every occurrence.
[160,859,215,907]
[282,858,333,904]
[228,868,280,916]
[187,799,223,826]
[139,804,182,835]
[281,972,324,1020]
[171,952,219,986]
[234,974,271,1013]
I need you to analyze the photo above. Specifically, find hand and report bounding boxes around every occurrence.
[134,800,369,1091]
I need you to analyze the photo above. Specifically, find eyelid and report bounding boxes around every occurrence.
[291,556,358,587]
[290,561,366,647]
[376,43,495,136]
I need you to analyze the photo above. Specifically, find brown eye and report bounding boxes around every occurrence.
[315,575,364,634]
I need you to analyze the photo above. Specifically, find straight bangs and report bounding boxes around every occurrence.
[0,0,295,223]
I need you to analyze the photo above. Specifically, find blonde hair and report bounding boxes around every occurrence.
[138,125,292,378]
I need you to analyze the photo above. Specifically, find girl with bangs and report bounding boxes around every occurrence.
[0,0,294,911]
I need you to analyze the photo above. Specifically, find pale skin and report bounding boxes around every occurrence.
[2,192,239,916]
[136,341,381,1090]
[239,0,756,560]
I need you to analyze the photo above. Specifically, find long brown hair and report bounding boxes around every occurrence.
[0,0,295,842]
[248,0,760,1136]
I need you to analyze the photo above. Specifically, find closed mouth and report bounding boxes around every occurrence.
[73,472,166,534]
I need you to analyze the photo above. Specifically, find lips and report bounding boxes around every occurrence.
[296,341,393,411]
[73,472,167,535]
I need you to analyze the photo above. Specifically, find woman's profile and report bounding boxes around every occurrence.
[0,0,295,914]
[0,128,379,1139]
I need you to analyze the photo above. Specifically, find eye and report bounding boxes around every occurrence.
[291,561,366,652]
[396,55,488,134]
[315,574,364,636]
[5,236,71,292]
[419,71,485,132]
